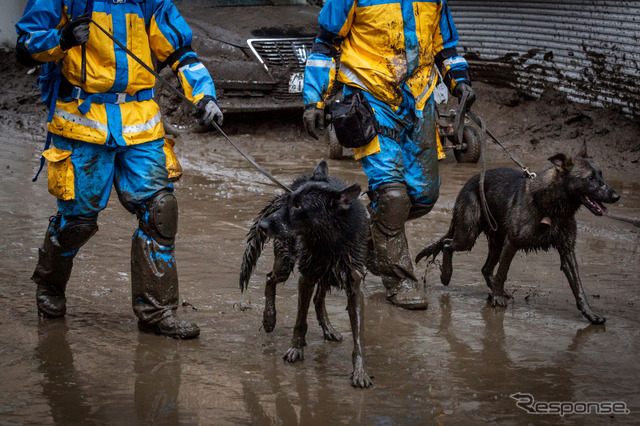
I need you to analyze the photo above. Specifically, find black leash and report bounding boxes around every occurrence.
[473,111,498,232]
[466,110,537,180]
[89,19,292,193]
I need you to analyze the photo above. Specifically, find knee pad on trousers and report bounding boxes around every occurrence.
[57,214,99,251]
[137,190,178,246]
[374,183,411,231]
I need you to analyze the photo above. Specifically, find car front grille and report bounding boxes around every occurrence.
[248,37,315,101]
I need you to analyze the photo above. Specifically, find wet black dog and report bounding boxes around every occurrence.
[416,142,620,324]
[240,160,372,388]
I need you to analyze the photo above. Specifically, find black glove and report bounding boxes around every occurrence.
[452,83,476,113]
[303,106,324,139]
[60,13,91,51]
[194,96,223,127]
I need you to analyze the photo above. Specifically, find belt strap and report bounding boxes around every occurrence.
[71,86,155,114]
[377,125,400,142]
[345,86,400,142]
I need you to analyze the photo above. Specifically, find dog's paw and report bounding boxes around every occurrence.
[351,369,373,388]
[440,269,452,286]
[322,326,343,342]
[262,311,276,333]
[283,347,304,363]
[489,293,511,307]
[587,313,606,325]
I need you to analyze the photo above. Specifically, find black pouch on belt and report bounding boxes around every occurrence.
[327,90,379,148]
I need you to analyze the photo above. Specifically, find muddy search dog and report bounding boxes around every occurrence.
[240,160,372,388]
[416,142,620,324]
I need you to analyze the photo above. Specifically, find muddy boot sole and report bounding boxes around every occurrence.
[37,304,66,319]
[36,287,66,318]
[387,289,428,310]
[138,318,200,340]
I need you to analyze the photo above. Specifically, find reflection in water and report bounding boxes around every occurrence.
[241,344,360,425]
[134,334,182,424]
[242,356,315,425]
[437,294,606,417]
[35,320,189,424]
[35,320,92,424]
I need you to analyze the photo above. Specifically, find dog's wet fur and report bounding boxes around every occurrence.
[240,160,372,388]
[416,142,620,324]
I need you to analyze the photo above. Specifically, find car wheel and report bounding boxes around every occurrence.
[454,125,481,163]
[327,124,343,160]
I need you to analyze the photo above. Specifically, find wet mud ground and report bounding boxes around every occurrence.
[1,85,640,424]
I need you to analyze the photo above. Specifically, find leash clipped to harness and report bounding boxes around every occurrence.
[88,18,292,193]
[465,110,536,180]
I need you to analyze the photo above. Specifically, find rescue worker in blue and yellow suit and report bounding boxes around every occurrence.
[303,0,475,310]
[16,0,222,339]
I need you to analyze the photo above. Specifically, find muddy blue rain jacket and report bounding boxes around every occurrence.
[303,0,470,113]
[16,0,216,147]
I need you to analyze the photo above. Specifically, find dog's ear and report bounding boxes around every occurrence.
[577,140,589,158]
[312,160,329,180]
[548,153,573,173]
[335,183,361,210]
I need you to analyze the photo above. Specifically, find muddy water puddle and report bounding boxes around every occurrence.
[1,130,639,424]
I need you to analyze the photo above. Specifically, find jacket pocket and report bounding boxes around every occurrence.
[163,137,183,182]
[43,147,75,200]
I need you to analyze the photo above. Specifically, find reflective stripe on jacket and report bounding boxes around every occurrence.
[16,0,216,146]
[303,0,469,112]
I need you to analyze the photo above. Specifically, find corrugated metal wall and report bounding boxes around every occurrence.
[451,0,640,116]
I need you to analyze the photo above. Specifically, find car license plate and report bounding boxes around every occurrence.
[288,72,304,93]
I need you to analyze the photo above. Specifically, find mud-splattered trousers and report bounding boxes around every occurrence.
[354,85,440,293]
[353,86,440,208]
[39,135,182,324]
[17,0,215,323]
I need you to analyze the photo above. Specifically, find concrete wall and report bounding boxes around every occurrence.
[0,0,25,48]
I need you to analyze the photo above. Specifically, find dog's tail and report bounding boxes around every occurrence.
[415,222,454,264]
[239,194,285,292]
[415,237,445,264]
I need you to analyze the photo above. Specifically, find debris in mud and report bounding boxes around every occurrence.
[233,301,253,312]
[524,287,541,302]
[182,300,198,310]
[564,113,592,125]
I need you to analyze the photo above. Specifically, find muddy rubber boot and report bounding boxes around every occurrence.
[131,192,199,339]
[370,183,428,310]
[32,214,98,318]
[137,315,200,340]
[131,229,200,340]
